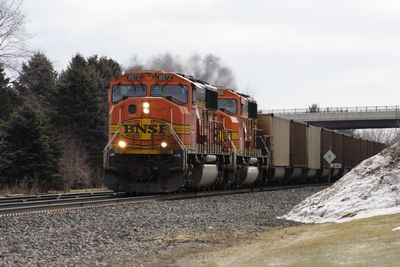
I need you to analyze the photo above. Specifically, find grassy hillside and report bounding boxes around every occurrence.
[180,213,400,267]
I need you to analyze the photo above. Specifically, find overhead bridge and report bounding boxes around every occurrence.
[262,106,400,129]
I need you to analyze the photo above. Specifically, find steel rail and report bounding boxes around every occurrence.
[0,195,124,209]
[0,191,123,204]
[0,194,161,216]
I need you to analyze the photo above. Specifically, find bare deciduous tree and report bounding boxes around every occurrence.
[354,128,400,145]
[0,0,30,70]
[60,137,93,191]
[308,103,320,113]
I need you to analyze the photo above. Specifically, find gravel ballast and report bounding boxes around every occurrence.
[0,186,325,266]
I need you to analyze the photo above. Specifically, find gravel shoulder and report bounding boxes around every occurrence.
[0,186,325,266]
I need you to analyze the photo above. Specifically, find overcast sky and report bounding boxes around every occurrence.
[22,0,400,110]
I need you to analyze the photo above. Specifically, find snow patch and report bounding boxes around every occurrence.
[282,142,400,223]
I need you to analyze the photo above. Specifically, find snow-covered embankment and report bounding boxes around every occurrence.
[282,142,400,223]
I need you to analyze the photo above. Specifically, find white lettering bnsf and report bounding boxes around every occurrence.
[124,124,166,134]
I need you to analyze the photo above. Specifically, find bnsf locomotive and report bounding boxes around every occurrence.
[103,71,386,193]
[103,71,268,193]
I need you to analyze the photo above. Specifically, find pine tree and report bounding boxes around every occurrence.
[0,64,20,122]
[87,56,122,136]
[0,105,62,190]
[15,52,57,115]
[54,54,104,167]
[87,55,122,101]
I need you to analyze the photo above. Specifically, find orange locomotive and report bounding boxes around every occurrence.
[103,71,268,193]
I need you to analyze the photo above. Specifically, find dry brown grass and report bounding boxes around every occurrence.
[0,177,40,196]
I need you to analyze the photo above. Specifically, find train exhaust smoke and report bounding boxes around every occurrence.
[126,52,237,88]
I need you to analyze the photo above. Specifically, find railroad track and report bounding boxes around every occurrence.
[0,191,125,216]
[0,191,123,203]
[0,184,326,217]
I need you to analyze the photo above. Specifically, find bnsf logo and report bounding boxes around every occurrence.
[124,124,166,134]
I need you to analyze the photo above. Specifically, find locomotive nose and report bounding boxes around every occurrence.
[108,97,179,155]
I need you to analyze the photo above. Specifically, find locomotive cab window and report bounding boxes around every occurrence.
[112,84,146,103]
[151,84,188,104]
[218,98,237,115]
[241,99,248,116]
[192,88,197,105]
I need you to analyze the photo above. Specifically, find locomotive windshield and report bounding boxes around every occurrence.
[112,84,146,103]
[151,84,188,104]
[218,98,237,115]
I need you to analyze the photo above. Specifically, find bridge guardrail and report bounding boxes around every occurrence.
[262,105,400,114]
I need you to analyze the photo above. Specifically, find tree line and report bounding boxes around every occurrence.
[0,51,237,193]
[0,53,121,192]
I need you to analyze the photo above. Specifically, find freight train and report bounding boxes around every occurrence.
[103,71,386,193]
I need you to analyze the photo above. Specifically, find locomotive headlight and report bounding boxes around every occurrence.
[118,140,127,148]
[161,141,168,148]
[143,102,150,114]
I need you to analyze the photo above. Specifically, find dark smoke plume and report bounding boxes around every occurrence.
[126,52,237,88]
